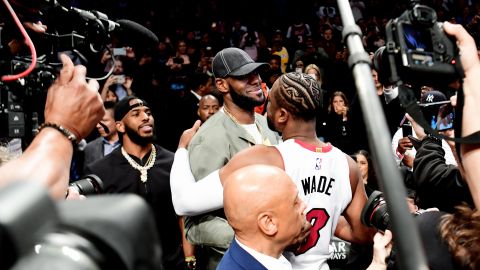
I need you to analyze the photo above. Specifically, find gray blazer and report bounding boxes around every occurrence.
[83,137,105,171]
[185,111,280,260]
[188,110,280,179]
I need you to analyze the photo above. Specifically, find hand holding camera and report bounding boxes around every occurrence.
[44,54,105,141]
[397,137,413,155]
[367,230,393,270]
[379,4,463,86]
[113,74,126,84]
[104,74,126,85]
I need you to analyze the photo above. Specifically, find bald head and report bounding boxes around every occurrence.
[270,72,322,120]
[224,164,305,247]
[197,94,220,122]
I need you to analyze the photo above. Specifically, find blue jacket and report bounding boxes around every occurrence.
[217,239,267,270]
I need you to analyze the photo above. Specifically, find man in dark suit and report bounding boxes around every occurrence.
[165,72,215,151]
[83,101,119,171]
[217,164,307,270]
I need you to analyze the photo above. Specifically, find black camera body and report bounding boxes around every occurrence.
[0,4,116,143]
[361,190,390,232]
[0,55,57,139]
[69,174,105,195]
[361,190,426,233]
[382,4,463,86]
[0,181,163,270]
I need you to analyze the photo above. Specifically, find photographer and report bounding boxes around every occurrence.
[365,21,480,269]
[100,55,135,101]
[408,111,473,213]
[0,54,105,199]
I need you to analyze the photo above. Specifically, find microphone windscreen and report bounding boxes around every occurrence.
[116,19,159,46]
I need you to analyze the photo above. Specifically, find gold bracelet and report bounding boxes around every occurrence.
[185,256,196,262]
[36,122,78,147]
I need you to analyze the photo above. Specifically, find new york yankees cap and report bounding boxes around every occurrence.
[420,90,447,104]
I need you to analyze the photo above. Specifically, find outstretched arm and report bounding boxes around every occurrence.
[367,230,393,270]
[100,75,116,101]
[444,22,480,208]
[170,121,283,215]
[170,148,224,216]
[170,120,224,216]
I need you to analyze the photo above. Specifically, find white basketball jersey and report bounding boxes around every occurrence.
[275,139,352,270]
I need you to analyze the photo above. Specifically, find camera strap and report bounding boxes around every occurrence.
[384,21,401,84]
[397,84,480,145]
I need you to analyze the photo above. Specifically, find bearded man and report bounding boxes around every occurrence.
[85,96,185,269]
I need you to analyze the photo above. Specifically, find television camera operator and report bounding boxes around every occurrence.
[0,2,182,270]
[0,0,159,197]
[362,21,480,270]
[0,53,104,199]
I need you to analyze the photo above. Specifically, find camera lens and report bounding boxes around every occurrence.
[69,174,104,195]
[361,190,390,232]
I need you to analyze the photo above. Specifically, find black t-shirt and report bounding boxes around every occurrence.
[86,145,183,269]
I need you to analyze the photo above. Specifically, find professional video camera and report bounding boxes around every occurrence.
[69,174,104,195]
[360,190,432,268]
[374,1,463,87]
[371,1,480,145]
[0,0,158,143]
[361,190,390,232]
[361,190,426,232]
[0,181,163,270]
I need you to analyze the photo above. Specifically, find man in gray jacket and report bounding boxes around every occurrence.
[186,47,279,269]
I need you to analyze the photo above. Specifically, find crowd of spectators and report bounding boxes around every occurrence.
[2,0,480,269]
[60,0,480,157]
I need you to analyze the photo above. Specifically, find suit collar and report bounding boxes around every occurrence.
[228,239,268,270]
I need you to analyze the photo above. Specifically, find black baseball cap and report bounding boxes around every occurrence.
[114,96,150,121]
[212,47,269,78]
[420,90,447,104]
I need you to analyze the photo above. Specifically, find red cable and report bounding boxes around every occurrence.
[1,0,37,82]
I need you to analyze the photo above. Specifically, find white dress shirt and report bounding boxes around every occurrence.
[236,238,293,270]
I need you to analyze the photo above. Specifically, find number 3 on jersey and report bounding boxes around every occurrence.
[295,208,330,255]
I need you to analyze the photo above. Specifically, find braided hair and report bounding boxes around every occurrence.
[271,72,322,120]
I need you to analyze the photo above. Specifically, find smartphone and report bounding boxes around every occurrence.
[402,122,412,137]
[421,103,454,131]
[113,47,127,56]
[113,75,125,84]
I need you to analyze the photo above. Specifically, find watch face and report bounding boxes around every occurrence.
[185,257,196,269]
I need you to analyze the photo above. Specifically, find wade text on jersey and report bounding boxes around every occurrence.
[301,175,335,196]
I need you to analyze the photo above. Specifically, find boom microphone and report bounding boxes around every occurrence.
[115,19,159,46]
[66,7,159,47]
[42,0,158,49]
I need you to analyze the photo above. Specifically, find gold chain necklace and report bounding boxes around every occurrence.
[121,144,156,183]
[223,106,271,146]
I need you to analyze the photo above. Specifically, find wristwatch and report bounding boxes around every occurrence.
[185,256,196,270]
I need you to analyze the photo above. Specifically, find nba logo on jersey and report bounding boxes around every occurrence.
[315,157,322,170]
